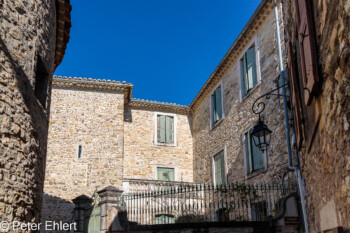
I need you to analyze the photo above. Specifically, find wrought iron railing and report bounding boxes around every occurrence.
[119,181,297,225]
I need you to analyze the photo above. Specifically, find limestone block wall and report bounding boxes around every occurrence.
[124,107,193,182]
[42,87,125,223]
[0,0,58,223]
[192,6,291,184]
[282,0,350,231]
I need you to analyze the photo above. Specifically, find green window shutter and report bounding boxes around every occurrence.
[250,134,264,171]
[245,133,251,174]
[220,151,226,185]
[211,94,216,126]
[245,46,257,90]
[157,115,166,143]
[157,167,174,181]
[240,59,247,97]
[165,116,174,144]
[214,152,224,185]
[215,87,222,121]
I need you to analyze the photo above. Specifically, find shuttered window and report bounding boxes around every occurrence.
[295,0,319,105]
[240,46,257,97]
[157,167,175,181]
[211,86,223,127]
[214,151,226,186]
[245,132,264,174]
[288,42,304,149]
[157,115,174,144]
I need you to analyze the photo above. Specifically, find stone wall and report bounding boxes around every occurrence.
[282,0,350,232]
[123,107,193,182]
[0,0,58,224]
[192,3,292,185]
[42,87,125,223]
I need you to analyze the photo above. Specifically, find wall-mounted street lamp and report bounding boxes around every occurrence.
[250,82,288,152]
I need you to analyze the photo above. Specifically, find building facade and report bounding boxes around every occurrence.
[0,0,71,224]
[282,0,350,232]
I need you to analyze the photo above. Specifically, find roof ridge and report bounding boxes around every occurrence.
[53,75,133,86]
[130,98,189,108]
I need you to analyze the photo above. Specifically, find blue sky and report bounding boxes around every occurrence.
[55,0,262,105]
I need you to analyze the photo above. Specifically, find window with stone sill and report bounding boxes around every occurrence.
[210,82,224,128]
[155,113,176,145]
[240,44,258,98]
[244,131,265,175]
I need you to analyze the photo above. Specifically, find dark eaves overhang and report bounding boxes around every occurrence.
[54,0,72,69]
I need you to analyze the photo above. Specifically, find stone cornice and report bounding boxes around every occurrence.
[53,76,133,103]
[128,98,191,115]
[189,0,273,110]
[55,0,72,69]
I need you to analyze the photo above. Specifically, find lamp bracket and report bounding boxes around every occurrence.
[252,82,289,121]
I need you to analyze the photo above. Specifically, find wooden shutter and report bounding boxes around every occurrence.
[165,116,174,144]
[246,46,257,90]
[214,153,223,185]
[295,0,319,105]
[244,134,251,174]
[240,59,247,97]
[215,87,222,121]
[220,152,226,185]
[250,133,264,171]
[157,167,174,181]
[211,94,216,126]
[157,115,166,143]
[288,42,304,149]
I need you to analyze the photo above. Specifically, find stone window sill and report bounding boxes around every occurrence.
[154,142,177,147]
[210,117,225,131]
[240,82,262,104]
[246,168,267,180]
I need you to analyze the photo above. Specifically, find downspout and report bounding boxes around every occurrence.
[273,1,309,232]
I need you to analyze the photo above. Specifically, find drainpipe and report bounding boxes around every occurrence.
[273,1,309,232]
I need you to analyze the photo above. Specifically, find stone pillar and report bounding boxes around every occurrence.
[72,195,92,232]
[98,186,124,233]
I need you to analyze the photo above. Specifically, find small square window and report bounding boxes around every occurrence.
[244,131,265,174]
[157,167,175,181]
[240,45,258,98]
[251,201,268,221]
[78,145,82,159]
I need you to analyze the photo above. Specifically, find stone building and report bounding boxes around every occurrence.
[190,0,291,185]
[42,0,295,225]
[282,0,350,232]
[0,0,71,225]
[42,77,193,223]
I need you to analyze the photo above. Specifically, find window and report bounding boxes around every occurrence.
[210,85,223,127]
[213,151,226,186]
[251,201,268,221]
[157,167,175,181]
[34,55,49,109]
[240,45,258,97]
[155,214,175,224]
[244,131,265,174]
[78,145,82,159]
[156,114,175,144]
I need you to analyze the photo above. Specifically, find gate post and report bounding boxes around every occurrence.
[98,186,124,232]
[72,195,93,232]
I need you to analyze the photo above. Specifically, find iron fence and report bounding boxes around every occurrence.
[119,181,297,225]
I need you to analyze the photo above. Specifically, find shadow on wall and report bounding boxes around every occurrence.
[0,36,51,222]
[41,193,76,227]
